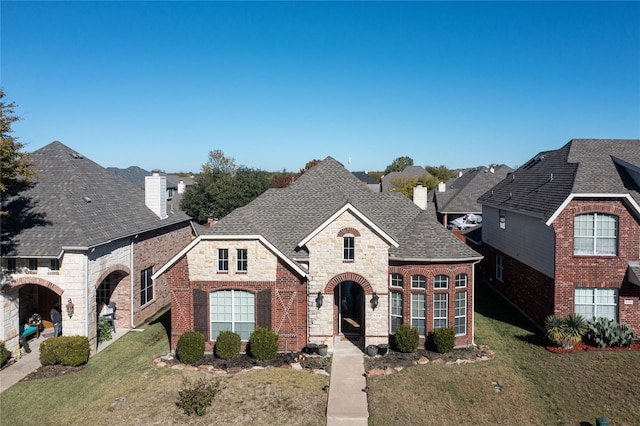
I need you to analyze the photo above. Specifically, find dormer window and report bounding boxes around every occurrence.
[343,236,355,261]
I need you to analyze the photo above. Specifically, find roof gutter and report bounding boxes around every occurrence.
[545,193,640,226]
[389,255,483,263]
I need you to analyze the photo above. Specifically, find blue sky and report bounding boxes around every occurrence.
[2,1,639,173]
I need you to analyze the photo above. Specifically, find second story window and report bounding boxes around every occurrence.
[455,273,467,288]
[218,249,229,272]
[434,274,449,289]
[6,258,16,271]
[28,258,38,272]
[411,275,426,289]
[343,236,355,261]
[574,213,618,256]
[50,259,60,271]
[390,273,403,288]
[237,249,248,272]
[141,266,154,305]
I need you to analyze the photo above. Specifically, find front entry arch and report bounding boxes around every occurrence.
[334,281,364,335]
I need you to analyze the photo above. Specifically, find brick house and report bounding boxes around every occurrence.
[154,157,482,353]
[478,139,640,331]
[0,141,193,353]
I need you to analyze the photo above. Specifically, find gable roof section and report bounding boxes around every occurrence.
[193,156,479,272]
[478,139,640,223]
[434,165,513,214]
[1,141,191,257]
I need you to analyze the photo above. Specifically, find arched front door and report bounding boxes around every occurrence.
[334,281,364,335]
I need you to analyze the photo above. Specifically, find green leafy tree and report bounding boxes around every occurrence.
[384,156,414,174]
[388,174,439,199]
[1,90,36,213]
[298,159,321,177]
[425,165,457,182]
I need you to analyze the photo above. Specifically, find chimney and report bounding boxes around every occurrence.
[178,180,186,194]
[412,184,428,209]
[438,181,446,192]
[490,166,495,174]
[145,173,168,219]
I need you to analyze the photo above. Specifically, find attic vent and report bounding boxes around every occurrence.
[550,173,554,182]
[83,196,92,203]
[70,152,84,159]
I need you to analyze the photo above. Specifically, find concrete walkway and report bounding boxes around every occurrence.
[326,336,369,425]
[0,328,129,394]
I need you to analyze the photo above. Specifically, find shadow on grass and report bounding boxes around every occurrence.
[475,280,541,335]
[149,307,171,343]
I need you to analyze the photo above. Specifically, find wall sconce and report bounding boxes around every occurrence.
[65,298,74,319]
[315,291,323,309]
[370,293,379,311]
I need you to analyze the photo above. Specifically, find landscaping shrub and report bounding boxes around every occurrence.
[249,327,279,360]
[39,336,90,366]
[394,324,419,353]
[545,313,587,349]
[586,317,635,348]
[432,327,455,353]
[0,340,7,367]
[97,317,112,344]
[214,330,241,360]
[176,331,205,365]
[176,376,220,416]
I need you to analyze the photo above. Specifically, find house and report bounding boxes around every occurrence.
[478,139,640,331]
[154,157,482,353]
[0,141,193,353]
[352,171,381,192]
[381,165,432,192]
[431,165,512,230]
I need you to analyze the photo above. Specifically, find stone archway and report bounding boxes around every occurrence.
[325,273,374,338]
[10,277,64,329]
[95,265,130,331]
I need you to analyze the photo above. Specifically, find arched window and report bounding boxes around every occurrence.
[574,213,618,255]
[210,290,255,341]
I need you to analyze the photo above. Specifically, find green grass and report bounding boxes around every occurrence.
[0,309,328,425]
[367,283,640,425]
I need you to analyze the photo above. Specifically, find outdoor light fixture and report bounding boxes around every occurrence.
[66,298,74,319]
[315,291,323,309]
[370,293,379,311]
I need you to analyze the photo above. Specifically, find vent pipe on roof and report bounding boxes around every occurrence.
[145,173,168,219]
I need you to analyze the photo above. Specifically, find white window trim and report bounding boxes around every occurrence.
[574,213,618,256]
[210,289,255,341]
[455,291,467,336]
[411,274,426,289]
[455,273,467,288]
[343,236,355,261]
[434,274,449,289]
[411,293,426,336]
[574,287,618,321]
[236,248,248,272]
[496,254,504,283]
[433,293,448,329]
[217,248,229,272]
[390,273,403,288]
[390,291,403,334]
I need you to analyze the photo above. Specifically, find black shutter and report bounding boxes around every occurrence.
[256,289,272,329]
[193,288,209,339]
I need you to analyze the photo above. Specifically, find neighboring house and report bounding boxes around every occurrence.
[352,171,381,192]
[381,165,432,192]
[166,174,196,213]
[431,165,513,229]
[0,141,193,353]
[478,139,640,331]
[154,157,482,353]
[107,166,178,201]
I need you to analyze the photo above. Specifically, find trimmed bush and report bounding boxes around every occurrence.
[394,324,419,353]
[586,317,635,348]
[176,331,205,365]
[39,336,90,366]
[214,330,241,360]
[432,327,455,353]
[176,377,220,416]
[0,341,7,367]
[249,327,279,360]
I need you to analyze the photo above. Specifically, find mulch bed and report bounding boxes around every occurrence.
[546,341,640,354]
[22,364,86,381]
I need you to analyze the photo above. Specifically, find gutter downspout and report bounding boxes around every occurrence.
[84,254,89,338]
[130,236,135,329]
[472,259,482,346]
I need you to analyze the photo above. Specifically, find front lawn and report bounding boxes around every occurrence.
[366,282,640,425]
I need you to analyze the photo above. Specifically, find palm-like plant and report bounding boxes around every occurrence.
[545,313,587,349]
[545,315,567,347]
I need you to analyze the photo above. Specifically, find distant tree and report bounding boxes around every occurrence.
[298,159,321,177]
[180,150,270,223]
[366,171,384,182]
[271,172,296,188]
[1,89,36,215]
[384,156,414,174]
[388,174,439,199]
[425,165,457,182]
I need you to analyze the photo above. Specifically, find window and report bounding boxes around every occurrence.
[210,290,255,341]
[97,276,111,306]
[28,258,38,271]
[141,267,154,305]
[50,259,60,271]
[434,293,448,329]
[218,249,229,272]
[499,209,506,229]
[6,258,16,271]
[434,275,449,289]
[390,292,403,333]
[343,236,355,261]
[496,254,504,282]
[575,288,618,321]
[411,275,426,289]
[237,249,248,272]
[390,273,403,288]
[455,292,467,335]
[455,273,467,288]
[574,213,618,256]
[411,293,426,336]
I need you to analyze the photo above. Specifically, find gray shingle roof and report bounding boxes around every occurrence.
[203,157,481,268]
[434,165,513,214]
[478,139,640,221]
[108,166,178,190]
[1,141,191,257]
